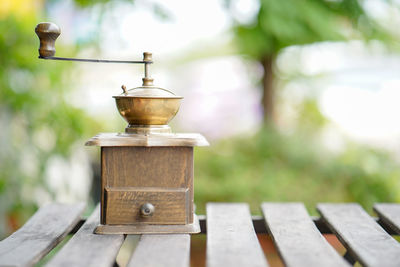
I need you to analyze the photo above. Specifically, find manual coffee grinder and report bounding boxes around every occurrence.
[35,22,208,234]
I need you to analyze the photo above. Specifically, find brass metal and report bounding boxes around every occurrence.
[143,52,153,86]
[125,125,172,134]
[114,86,183,134]
[140,203,155,217]
[142,78,154,86]
[143,52,153,62]
[114,96,181,125]
[118,86,180,97]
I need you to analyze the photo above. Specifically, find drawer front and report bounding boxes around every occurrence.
[104,188,188,225]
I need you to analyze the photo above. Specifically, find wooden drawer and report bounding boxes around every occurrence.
[104,187,189,225]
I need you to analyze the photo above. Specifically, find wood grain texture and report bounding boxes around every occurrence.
[86,133,209,147]
[35,22,60,57]
[45,205,125,267]
[95,214,200,234]
[261,203,349,267]
[102,146,192,188]
[105,188,188,224]
[206,203,269,267]
[317,203,400,267]
[374,203,400,234]
[127,234,190,267]
[0,203,85,267]
[101,146,193,225]
[101,148,106,225]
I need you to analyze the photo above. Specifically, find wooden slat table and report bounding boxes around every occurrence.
[262,203,349,267]
[206,203,268,267]
[1,202,399,267]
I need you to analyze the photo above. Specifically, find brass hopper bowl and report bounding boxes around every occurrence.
[114,84,183,134]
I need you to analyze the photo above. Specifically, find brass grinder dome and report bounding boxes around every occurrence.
[113,84,183,134]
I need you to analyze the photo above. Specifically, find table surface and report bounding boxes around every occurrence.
[1,202,400,267]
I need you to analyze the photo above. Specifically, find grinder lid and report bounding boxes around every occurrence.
[113,85,183,99]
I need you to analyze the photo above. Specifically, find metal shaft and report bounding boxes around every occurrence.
[144,63,150,78]
[39,56,153,64]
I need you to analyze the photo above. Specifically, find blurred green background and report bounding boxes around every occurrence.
[1,0,400,239]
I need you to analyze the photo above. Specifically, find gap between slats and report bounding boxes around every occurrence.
[318,203,400,267]
[45,204,125,267]
[374,204,400,234]
[261,202,350,267]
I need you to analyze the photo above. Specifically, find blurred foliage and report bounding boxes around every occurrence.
[225,0,398,121]
[56,0,171,21]
[195,0,400,215]
[194,125,400,215]
[0,3,100,237]
[228,0,394,58]
[70,0,129,7]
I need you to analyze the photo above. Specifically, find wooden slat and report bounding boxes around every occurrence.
[198,215,397,234]
[127,234,190,267]
[317,203,400,267]
[46,204,125,267]
[261,203,349,267]
[206,203,268,267]
[0,203,85,267]
[374,203,400,234]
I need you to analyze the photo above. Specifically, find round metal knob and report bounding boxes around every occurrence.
[140,203,155,217]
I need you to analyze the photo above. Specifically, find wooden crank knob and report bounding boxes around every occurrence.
[35,22,61,57]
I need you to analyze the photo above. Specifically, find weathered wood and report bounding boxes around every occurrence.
[374,203,400,234]
[261,203,349,267]
[45,205,125,267]
[95,215,200,234]
[102,146,192,188]
[317,203,400,267]
[127,234,190,267]
[206,203,268,267]
[105,188,188,224]
[0,203,85,267]
[199,215,396,235]
[86,132,209,147]
[101,146,194,226]
[199,215,334,234]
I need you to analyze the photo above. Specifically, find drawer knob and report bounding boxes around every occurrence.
[140,203,155,217]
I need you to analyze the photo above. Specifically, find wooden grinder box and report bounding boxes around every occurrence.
[86,133,208,234]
